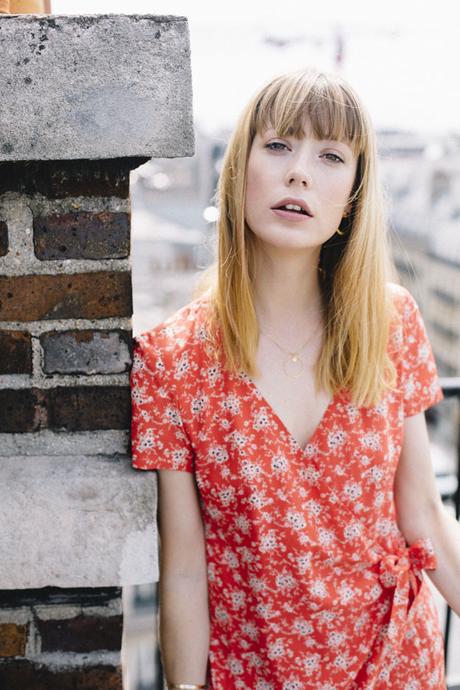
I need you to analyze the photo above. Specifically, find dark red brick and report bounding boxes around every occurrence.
[0,272,132,321]
[0,158,148,198]
[0,386,130,432]
[0,660,123,690]
[47,386,130,431]
[0,623,28,657]
[0,586,121,608]
[38,615,122,653]
[0,389,45,433]
[34,212,130,260]
[0,220,7,257]
[0,331,32,374]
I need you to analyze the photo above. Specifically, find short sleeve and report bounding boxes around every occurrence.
[130,336,194,472]
[399,290,444,417]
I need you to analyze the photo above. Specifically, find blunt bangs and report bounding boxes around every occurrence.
[251,71,367,156]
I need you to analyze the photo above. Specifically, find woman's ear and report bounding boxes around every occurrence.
[343,202,353,218]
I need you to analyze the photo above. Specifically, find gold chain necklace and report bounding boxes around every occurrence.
[259,319,323,379]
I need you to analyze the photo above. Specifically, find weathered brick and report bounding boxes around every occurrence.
[0,624,28,657]
[0,331,32,375]
[34,212,130,260]
[0,272,132,321]
[47,386,131,431]
[40,330,131,374]
[0,660,123,690]
[0,386,130,432]
[38,614,122,653]
[0,220,7,257]
[0,389,45,433]
[0,159,148,198]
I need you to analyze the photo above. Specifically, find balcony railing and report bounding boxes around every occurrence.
[437,377,460,675]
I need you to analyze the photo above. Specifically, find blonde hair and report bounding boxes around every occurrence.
[194,68,400,407]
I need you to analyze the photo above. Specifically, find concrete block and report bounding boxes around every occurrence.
[0,430,129,456]
[0,455,158,588]
[0,14,194,161]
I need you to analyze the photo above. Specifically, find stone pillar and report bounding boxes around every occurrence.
[0,13,193,687]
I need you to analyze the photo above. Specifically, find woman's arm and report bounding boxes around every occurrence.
[157,469,210,687]
[394,410,460,616]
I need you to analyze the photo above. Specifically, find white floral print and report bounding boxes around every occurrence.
[131,283,445,689]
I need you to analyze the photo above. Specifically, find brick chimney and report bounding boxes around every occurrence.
[0,13,193,687]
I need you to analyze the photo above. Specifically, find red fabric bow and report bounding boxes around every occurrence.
[377,536,437,648]
[352,537,439,684]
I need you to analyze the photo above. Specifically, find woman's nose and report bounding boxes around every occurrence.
[285,163,312,188]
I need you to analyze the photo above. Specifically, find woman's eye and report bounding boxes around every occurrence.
[265,142,288,151]
[323,153,344,163]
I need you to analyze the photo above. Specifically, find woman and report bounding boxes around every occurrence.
[131,69,460,689]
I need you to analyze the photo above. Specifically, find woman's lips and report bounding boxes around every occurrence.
[271,208,313,223]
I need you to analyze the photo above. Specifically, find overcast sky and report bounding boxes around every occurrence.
[52,0,460,136]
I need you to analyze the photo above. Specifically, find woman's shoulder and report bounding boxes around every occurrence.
[385,282,416,356]
[385,281,433,359]
[386,281,412,306]
[386,281,420,323]
[133,291,214,377]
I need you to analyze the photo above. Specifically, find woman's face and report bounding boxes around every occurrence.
[244,119,358,252]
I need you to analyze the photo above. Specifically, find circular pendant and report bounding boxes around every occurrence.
[283,354,304,378]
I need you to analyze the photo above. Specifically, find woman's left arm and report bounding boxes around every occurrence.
[394,410,460,617]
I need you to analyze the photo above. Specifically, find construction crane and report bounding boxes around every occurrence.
[262,25,401,71]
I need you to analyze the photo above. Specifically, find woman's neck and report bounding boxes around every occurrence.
[252,248,324,332]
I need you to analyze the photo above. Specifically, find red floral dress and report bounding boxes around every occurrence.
[130,283,446,690]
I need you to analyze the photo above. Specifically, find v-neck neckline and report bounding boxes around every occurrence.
[242,374,341,455]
